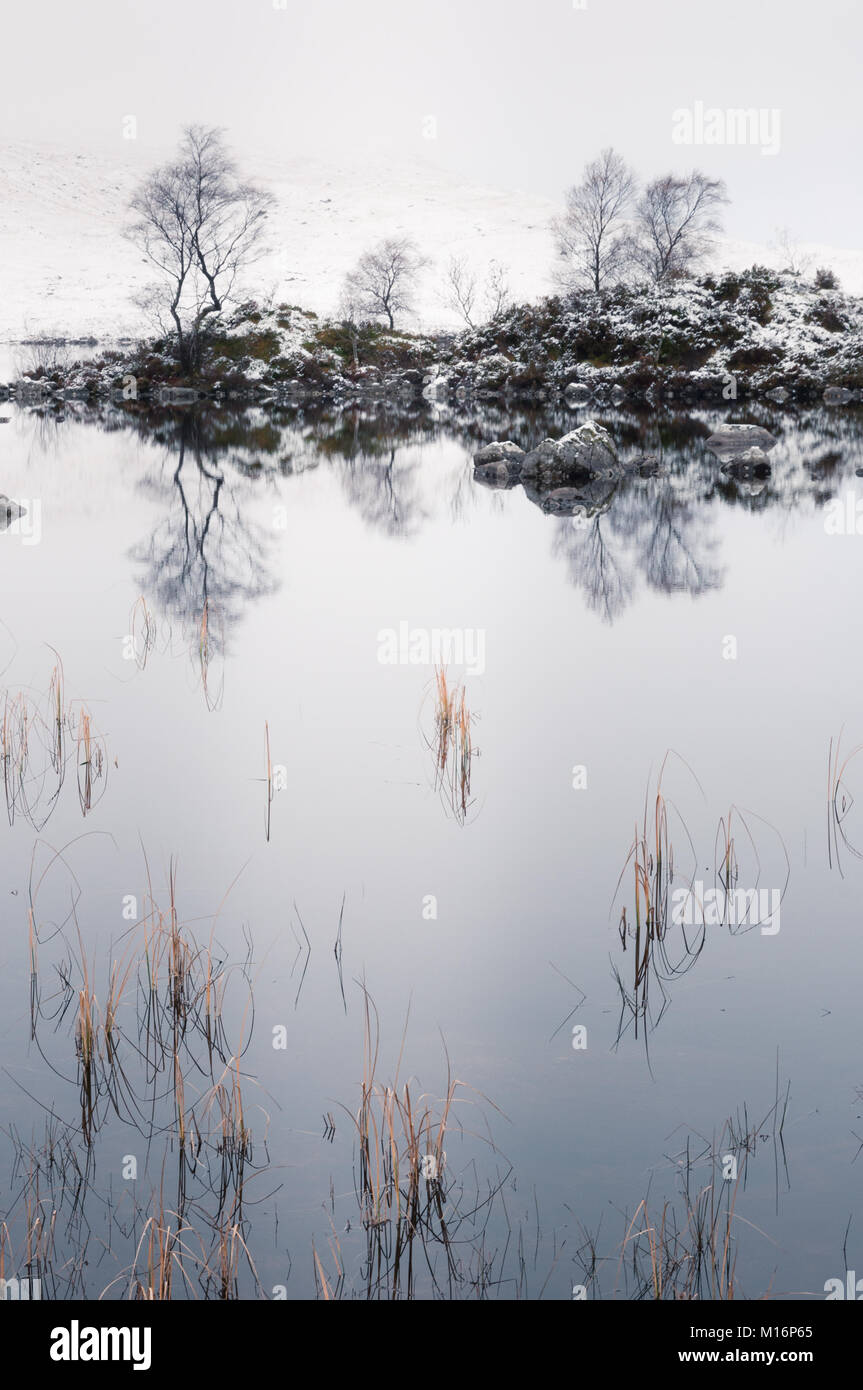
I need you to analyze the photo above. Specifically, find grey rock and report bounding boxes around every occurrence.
[556,422,618,472]
[823,386,854,404]
[520,422,619,481]
[518,438,564,479]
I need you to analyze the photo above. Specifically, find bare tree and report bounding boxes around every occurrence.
[442,256,510,328]
[443,255,478,328]
[484,260,511,319]
[552,147,635,293]
[771,226,813,278]
[629,172,727,284]
[128,124,273,370]
[338,289,365,368]
[129,159,198,366]
[181,125,273,317]
[342,236,427,331]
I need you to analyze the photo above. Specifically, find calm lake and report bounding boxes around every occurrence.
[1,396,862,1300]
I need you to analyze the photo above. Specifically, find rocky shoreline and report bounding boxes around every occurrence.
[2,267,862,409]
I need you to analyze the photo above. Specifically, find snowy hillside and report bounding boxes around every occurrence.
[1,140,861,344]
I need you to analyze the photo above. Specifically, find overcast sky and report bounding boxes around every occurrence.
[2,0,860,247]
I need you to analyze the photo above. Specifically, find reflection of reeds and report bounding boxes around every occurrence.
[75,708,104,815]
[2,690,33,825]
[47,651,65,779]
[828,728,863,875]
[19,853,526,1302]
[713,805,789,933]
[427,665,476,825]
[28,853,255,1165]
[319,985,508,1299]
[575,1092,789,1301]
[11,847,268,1299]
[613,756,703,1052]
[716,806,738,891]
[613,757,789,1057]
[121,1182,194,1301]
[196,599,224,711]
[1,1207,57,1299]
[265,721,272,842]
[105,1172,264,1300]
[129,595,156,671]
[0,657,106,827]
[213,1215,258,1301]
[75,988,97,1145]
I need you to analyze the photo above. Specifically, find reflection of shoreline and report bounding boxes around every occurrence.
[7,400,863,632]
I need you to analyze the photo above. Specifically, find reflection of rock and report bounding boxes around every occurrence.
[473,426,669,517]
[563,383,591,405]
[705,424,776,457]
[629,454,663,476]
[541,487,599,516]
[523,475,614,516]
[0,495,26,529]
[158,386,206,405]
[720,447,772,481]
[824,386,855,405]
[473,459,520,488]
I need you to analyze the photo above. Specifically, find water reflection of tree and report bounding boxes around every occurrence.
[304,409,441,538]
[338,443,428,538]
[129,411,279,650]
[554,516,634,623]
[552,483,723,621]
[628,491,722,596]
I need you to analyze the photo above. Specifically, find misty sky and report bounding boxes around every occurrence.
[2,0,860,246]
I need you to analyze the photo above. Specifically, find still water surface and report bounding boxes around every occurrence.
[0,398,861,1298]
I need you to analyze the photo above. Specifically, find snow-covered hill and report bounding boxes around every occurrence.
[1,140,860,344]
